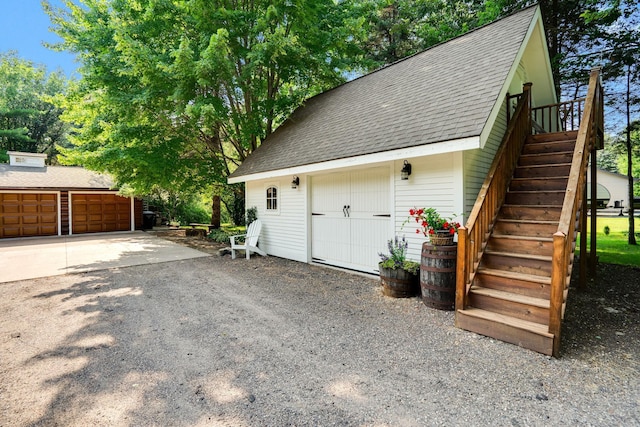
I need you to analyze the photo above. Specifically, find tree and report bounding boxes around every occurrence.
[46,0,362,223]
[584,1,640,245]
[358,0,508,68]
[0,51,69,162]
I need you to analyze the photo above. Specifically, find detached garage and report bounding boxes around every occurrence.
[1,151,142,239]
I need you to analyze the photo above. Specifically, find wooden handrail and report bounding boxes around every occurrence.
[549,68,603,356]
[456,84,532,311]
[532,98,586,133]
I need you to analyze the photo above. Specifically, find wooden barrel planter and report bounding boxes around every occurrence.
[420,243,457,310]
[379,265,420,298]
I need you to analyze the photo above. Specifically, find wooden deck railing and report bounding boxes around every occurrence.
[549,68,603,356]
[532,98,586,133]
[455,84,532,311]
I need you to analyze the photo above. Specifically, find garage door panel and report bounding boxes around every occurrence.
[22,215,40,224]
[71,193,131,234]
[1,193,59,238]
[41,214,57,224]
[2,215,20,225]
[3,227,20,237]
[311,168,391,273]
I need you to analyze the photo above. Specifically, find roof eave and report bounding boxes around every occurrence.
[228,136,481,183]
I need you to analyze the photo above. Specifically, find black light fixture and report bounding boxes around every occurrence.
[400,160,412,180]
[291,176,300,189]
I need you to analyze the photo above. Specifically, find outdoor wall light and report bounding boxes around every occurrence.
[291,176,300,189]
[400,160,412,180]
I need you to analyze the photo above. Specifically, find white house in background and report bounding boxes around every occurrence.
[587,168,633,209]
[228,5,556,274]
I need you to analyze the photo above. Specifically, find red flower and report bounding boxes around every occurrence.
[415,229,420,234]
[409,209,415,215]
[449,228,456,235]
[443,221,449,229]
[428,229,435,235]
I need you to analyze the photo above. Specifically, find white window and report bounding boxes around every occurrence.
[266,186,278,211]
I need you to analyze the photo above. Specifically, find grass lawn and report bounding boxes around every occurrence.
[577,216,640,267]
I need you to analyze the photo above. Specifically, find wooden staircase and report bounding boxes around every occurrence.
[455,69,604,357]
[456,131,578,356]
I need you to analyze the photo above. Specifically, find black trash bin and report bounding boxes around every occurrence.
[142,211,156,230]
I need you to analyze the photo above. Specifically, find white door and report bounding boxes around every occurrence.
[311,167,391,273]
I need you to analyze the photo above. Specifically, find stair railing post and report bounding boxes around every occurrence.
[455,226,469,312]
[550,232,567,357]
[580,171,588,289]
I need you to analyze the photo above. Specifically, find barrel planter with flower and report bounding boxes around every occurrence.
[405,208,461,310]
[379,264,420,298]
[378,236,421,298]
[420,242,457,310]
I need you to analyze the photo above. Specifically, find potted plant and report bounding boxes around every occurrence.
[378,236,420,298]
[406,207,461,246]
[406,208,461,310]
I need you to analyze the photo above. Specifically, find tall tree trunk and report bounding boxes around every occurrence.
[211,194,221,229]
[625,65,637,245]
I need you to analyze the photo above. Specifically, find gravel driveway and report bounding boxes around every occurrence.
[1,241,638,426]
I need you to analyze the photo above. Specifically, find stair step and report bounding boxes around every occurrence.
[509,177,569,191]
[500,205,562,221]
[469,286,550,324]
[481,250,552,276]
[474,267,551,298]
[522,140,576,154]
[456,308,554,355]
[486,235,554,256]
[527,131,578,143]
[519,151,574,166]
[514,164,572,178]
[505,190,565,205]
[493,219,558,237]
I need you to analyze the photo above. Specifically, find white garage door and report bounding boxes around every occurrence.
[311,167,391,273]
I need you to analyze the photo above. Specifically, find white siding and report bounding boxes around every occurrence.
[393,153,462,262]
[246,177,308,262]
[463,97,507,216]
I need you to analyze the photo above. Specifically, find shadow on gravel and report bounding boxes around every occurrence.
[561,263,640,363]
[4,254,638,426]
[25,270,217,426]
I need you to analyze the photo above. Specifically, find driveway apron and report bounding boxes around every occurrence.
[0,231,209,283]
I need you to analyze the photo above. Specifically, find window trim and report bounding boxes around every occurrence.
[265,184,279,214]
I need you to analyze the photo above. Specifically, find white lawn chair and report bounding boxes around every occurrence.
[230,219,267,259]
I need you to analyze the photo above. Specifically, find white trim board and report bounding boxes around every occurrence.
[229,136,480,183]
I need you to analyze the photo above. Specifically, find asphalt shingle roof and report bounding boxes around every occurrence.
[0,164,115,190]
[231,6,538,179]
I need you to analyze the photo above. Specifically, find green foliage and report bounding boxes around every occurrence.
[577,217,640,266]
[378,235,419,273]
[208,228,233,243]
[358,0,506,68]
[0,52,69,161]
[604,225,610,236]
[146,188,211,225]
[46,0,362,198]
[246,206,258,225]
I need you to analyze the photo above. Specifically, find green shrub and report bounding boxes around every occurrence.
[208,228,232,243]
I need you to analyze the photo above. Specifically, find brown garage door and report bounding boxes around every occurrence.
[72,193,131,234]
[0,193,58,238]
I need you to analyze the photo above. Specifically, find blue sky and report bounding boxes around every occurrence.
[0,1,78,77]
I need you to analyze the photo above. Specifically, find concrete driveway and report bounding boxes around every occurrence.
[0,231,210,283]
